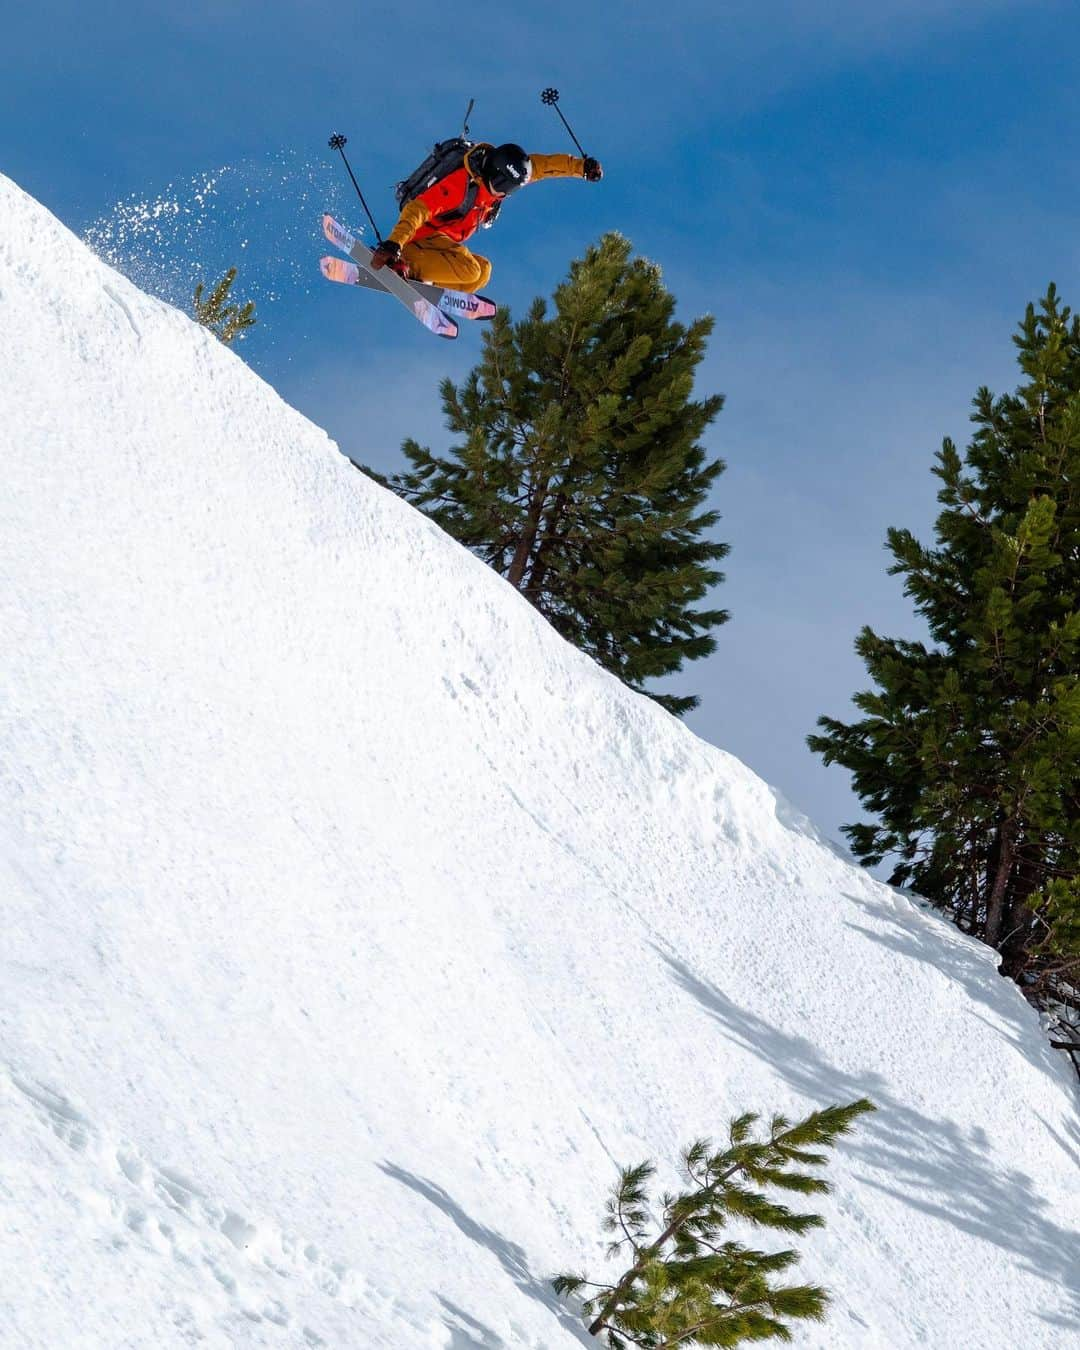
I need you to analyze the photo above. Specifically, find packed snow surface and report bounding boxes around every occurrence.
[1,173,1078,1349]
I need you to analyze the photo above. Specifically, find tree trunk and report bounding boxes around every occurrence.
[984,817,1019,949]
[506,473,552,590]
[523,489,568,608]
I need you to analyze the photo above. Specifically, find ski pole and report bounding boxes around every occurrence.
[540,88,588,158]
[328,133,383,242]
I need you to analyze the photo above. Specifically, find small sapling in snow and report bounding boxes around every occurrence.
[554,1098,875,1347]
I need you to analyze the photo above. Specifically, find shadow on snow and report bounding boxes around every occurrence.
[654,943,1079,1331]
[378,1163,595,1348]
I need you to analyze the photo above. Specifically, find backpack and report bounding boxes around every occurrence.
[395,138,473,206]
[395,138,489,224]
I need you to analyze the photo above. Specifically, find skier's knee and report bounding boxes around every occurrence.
[468,255,492,292]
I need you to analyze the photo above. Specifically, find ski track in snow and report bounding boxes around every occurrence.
[2,171,1079,1348]
[3,1070,406,1347]
[2,1058,579,1348]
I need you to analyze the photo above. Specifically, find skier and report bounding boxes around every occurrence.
[368,143,603,293]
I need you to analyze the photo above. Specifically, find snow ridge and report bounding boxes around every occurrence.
[1,173,1077,1348]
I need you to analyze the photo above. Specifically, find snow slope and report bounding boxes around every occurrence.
[1,172,1077,1349]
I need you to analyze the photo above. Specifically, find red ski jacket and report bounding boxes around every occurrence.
[388,146,585,249]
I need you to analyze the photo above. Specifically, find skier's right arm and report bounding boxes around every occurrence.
[387,199,431,249]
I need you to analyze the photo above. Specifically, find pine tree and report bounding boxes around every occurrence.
[809,287,1080,1011]
[192,267,256,345]
[386,233,728,715]
[554,1099,874,1348]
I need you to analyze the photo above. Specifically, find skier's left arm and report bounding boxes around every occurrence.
[387,198,433,249]
[528,153,603,182]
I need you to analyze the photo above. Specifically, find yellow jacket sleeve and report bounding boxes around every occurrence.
[388,198,432,249]
[528,153,585,183]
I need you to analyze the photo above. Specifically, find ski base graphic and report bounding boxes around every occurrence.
[322,215,457,339]
[320,254,496,322]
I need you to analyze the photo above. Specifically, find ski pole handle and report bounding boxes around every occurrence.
[540,88,588,159]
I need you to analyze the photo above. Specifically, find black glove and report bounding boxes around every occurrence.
[369,240,401,271]
[582,157,603,182]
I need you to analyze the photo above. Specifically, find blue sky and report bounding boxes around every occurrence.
[5,0,1079,853]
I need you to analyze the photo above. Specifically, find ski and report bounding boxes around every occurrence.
[321,215,458,340]
[319,254,496,322]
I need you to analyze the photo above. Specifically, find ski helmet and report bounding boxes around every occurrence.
[481,143,532,196]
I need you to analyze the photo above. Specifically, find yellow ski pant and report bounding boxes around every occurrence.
[401,234,492,293]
